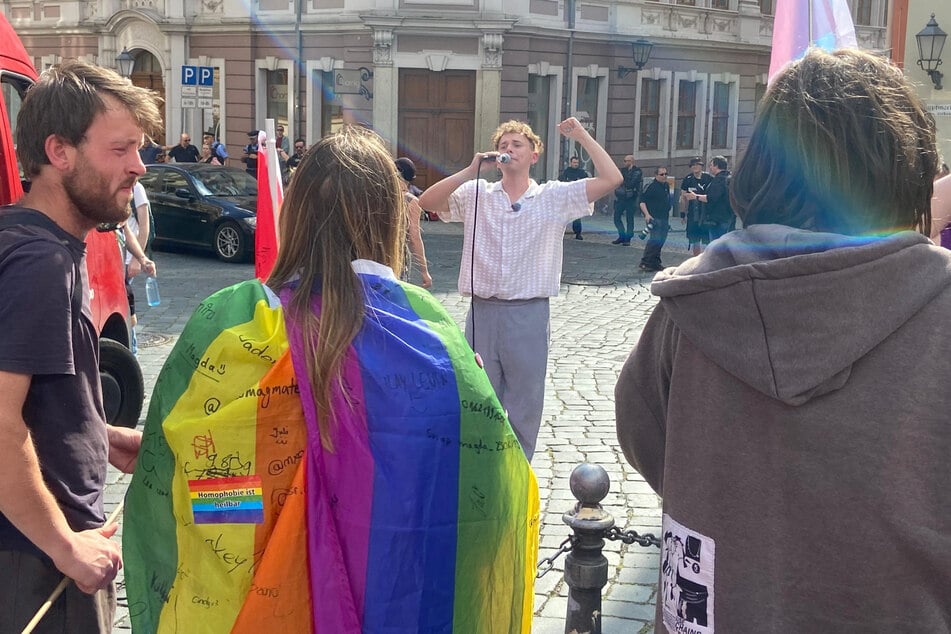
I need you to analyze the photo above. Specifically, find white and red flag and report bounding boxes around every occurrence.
[255,121,283,281]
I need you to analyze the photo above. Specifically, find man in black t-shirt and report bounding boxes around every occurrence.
[287,137,306,171]
[638,166,672,272]
[167,132,199,163]
[695,155,735,242]
[680,157,714,255]
[0,60,160,633]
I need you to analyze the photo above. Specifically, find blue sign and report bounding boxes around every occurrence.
[182,65,214,86]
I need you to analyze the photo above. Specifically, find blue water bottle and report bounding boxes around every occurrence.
[145,276,161,307]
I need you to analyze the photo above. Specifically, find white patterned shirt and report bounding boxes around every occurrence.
[443,178,591,299]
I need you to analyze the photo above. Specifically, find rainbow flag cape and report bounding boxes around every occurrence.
[123,273,540,633]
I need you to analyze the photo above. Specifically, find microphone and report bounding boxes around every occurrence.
[480,153,512,164]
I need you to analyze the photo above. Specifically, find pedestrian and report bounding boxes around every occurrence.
[123,125,539,633]
[166,132,199,163]
[679,157,713,255]
[274,123,290,155]
[121,182,157,354]
[198,142,221,165]
[138,136,162,164]
[395,157,432,288]
[287,137,306,173]
[694,155,734,242]
[418,117,621,460]
[559,156,589,239]
[611,154,643,245]
[638,166,672,272]
[202,130,228,163]
[616,48,950,630]
[241,130,259,177]
[0,58,159,633]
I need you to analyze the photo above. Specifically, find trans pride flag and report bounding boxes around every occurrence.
[768,0,857,83]
[123,270,540,633]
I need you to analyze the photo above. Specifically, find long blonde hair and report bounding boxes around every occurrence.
[267,126,407,449]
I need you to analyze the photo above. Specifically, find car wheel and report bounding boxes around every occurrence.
[214,221,246,262]
[99,338,144,428]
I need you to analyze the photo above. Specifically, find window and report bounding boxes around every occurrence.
[855,0,871,26]
[1,73,28,184]
[639,78,661,151]
[711,0,729,9]
[676,80,698,150]
[527,74,552,181]
[676,0,696,5]
[162,171,190,195]
[574,76,600,171]
[759,0,773,14]
[138,170,161,195]
[754,82,767,109]
[266,69,288,130]
[711,81,730,149]
[318,72,344,138]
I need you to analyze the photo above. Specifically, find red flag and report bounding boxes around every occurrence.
[255,129,282,281]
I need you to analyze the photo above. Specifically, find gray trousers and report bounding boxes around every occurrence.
[466,296,550,460]
[0,550,115,634]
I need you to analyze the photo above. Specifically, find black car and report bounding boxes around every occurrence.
[140,163,257,262]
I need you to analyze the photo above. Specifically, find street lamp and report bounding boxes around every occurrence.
[116,48,135,79]
[916,14,947,90]
[617,39,654,79]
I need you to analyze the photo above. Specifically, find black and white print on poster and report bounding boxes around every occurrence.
[661,513,715,634]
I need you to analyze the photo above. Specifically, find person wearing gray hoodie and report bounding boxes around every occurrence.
[615,48,949,633]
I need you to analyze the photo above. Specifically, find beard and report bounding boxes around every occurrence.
[63,161,133,226]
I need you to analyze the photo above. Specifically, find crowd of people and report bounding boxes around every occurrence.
[2,47,951,634]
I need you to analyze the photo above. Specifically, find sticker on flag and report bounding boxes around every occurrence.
[189,475,264,524]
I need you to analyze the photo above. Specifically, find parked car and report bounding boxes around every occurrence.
[0,13,143,427]
[142,163,257,262]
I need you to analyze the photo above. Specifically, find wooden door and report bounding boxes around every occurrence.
[398,69,475,189]
[130,50,166,138]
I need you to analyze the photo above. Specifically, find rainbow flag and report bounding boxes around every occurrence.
[768,0,857,83]
[123,275,540,633]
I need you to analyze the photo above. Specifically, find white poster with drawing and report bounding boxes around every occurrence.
[661,513,716,634]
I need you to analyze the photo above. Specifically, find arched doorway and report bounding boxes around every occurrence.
[130,49,165,138]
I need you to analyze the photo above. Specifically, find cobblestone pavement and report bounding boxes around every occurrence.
[107,212,694,632]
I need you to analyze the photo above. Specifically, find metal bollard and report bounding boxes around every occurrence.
[562,463,615,634]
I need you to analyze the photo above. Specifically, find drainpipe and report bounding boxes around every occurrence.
[562,0,576,169]
[296,0,304,139]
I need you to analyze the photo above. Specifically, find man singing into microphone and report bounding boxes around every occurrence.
[419,118,621,460]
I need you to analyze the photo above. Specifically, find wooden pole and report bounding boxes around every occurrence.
[20,503,124,634]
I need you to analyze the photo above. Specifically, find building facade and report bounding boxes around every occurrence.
[3,0,888,186]
[889,0,951,168]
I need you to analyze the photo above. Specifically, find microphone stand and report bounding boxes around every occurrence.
[468,153,508,354]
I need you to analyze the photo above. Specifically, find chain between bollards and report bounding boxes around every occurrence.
[536,536,573,579]
[605,525,662,548]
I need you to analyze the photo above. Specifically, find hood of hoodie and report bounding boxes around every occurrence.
[651,224,951,405]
